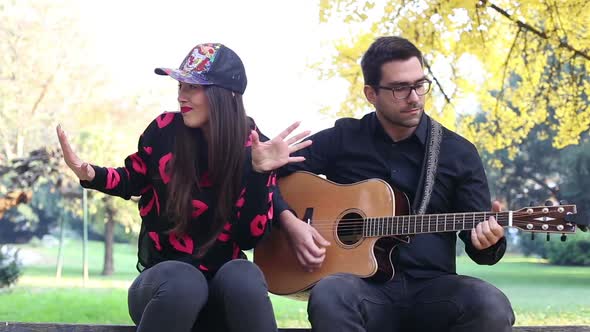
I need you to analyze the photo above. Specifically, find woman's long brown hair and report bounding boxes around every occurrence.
[166,85,249,257]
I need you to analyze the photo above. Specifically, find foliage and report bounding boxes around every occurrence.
[0,245,21,288]
[1,0,158,238]
[482,130,590,258]
[518,231,548,259]
[317,0,589,154]
[0,0,108,160]
[545,232,590,266]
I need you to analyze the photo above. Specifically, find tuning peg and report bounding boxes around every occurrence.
[531,233,535,240]
[559,200,568,205]
[546,233,550,241]
[561,234,567,242]
[565,214,576,223]
[529,201,537,207]
[545,200,554,206]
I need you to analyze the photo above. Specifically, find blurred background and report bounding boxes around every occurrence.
[1,0,589,327]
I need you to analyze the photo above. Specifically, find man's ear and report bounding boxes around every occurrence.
[364,85,377,105]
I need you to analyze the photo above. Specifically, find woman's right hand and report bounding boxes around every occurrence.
[56,125,95,181]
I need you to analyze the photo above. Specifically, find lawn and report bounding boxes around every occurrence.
[0,240,589,327]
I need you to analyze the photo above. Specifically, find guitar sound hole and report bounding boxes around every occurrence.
[337,212,364,245]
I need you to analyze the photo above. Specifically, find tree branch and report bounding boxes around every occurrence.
[423,59,452,104]
[495,27,521,115]
[485,0,590,61]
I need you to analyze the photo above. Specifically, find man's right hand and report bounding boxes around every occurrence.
[56,125,95,182]
[279,210,331,272]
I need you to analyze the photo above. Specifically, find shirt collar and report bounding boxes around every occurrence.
[371,111,428,146]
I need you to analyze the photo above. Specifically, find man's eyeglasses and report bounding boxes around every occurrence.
[375,79,432,100]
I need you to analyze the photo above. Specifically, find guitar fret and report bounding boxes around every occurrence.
[420,215,424,234]
[390,216,393,236]
[375,218,381,236]
[376,217,379,237]
[436,215,439,232]
[373,218,379,236]
[402,216,405,235]
[406,216,410,234]
[374,217,378,237]
[444,214,447,231]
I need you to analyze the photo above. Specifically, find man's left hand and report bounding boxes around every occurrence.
[471,200,505,250]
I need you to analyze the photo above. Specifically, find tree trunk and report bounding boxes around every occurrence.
[101,199,115,276]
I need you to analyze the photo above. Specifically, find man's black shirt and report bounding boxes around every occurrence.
[274,112,506,278]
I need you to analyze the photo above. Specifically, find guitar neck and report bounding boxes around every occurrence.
[364,211,512,237]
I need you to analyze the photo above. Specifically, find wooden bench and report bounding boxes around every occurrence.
[2,323,590,332]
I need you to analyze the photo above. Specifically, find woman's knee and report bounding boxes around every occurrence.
[211,259,268,296]
[147,260,208,301]
[128,261,208,325]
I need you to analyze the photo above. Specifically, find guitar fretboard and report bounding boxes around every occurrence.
[364,212,512,236]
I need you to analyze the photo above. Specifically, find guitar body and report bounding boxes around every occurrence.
[254,171,410,298]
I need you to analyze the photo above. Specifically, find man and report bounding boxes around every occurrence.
[273,36,515,332]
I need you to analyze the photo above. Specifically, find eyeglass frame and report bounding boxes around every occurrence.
[373,78,432,100]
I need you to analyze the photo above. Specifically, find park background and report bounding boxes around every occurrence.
[1,0,589,328]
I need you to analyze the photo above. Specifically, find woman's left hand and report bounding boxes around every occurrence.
[250,121,312,173]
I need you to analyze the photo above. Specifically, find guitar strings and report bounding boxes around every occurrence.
[301,213,554,225]
[301,213,571,233]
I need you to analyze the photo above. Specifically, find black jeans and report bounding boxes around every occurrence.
[128,259,277,332]
[308,272,514,332]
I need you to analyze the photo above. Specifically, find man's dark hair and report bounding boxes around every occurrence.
[361,36,424,86]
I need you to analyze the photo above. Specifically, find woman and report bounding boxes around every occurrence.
[56,43,311,332]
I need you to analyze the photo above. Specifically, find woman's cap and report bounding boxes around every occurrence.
[155,43,247,94]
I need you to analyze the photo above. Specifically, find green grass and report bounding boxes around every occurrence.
[457,255,590,325]
[1,241,589,327]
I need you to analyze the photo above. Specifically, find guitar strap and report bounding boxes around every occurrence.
[412,117,443,215]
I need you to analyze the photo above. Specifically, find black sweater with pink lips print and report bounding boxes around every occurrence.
[80,112,276,279]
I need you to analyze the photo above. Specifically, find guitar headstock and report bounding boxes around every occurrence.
[512,204,578,233]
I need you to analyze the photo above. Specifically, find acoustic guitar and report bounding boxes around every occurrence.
[253,171,579,299]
